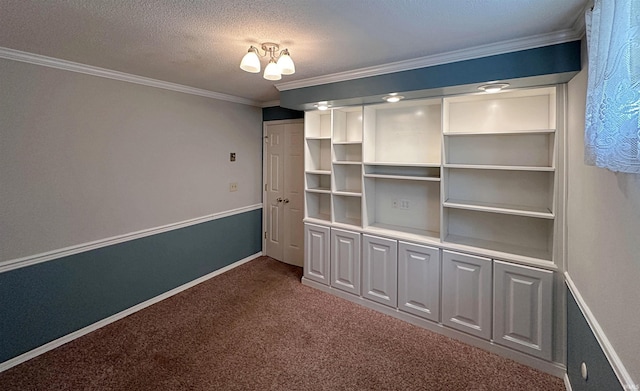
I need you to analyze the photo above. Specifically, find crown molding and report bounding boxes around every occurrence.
[0,47,261,107]
[260,100,281,108]
[571,1,592,40]
[276,28,583,92]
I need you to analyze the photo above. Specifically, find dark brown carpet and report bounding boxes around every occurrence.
[0,256,564,390]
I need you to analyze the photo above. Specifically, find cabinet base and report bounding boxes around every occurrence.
[301,276,566,379]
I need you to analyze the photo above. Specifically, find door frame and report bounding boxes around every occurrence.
[262,118,304,255]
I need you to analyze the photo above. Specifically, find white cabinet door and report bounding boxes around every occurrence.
[304,223,330,285]
[442,250,492,339]
[398,241,440,322]
[362,234,397,307]
[493,260,553,360]
[330,228,361,295]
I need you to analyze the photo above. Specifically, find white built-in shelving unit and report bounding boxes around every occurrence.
[302,85,565,371]
[304,110,332,223]
[362,98,442,242]
[303,87,563,262]
[441,86,558,262]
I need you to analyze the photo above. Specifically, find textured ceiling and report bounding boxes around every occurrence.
[0,0,588,104]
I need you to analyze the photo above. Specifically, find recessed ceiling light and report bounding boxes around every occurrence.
[478,83,509,93]
[383,94,404,103]
[314,101,331,111]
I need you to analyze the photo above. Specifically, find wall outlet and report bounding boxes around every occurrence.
[229,182,238,192]
[230,152,236,162]
[392,199,398,208]
[399,199,410,210]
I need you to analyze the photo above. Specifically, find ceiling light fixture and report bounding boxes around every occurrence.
[314,101,331,111]
[240,42,295,81]
[478,83,509,93]
[383,93,404,103]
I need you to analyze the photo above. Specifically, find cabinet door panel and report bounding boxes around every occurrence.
[398,242,440,322]
[442,250,492,339]
[362,235,397,307]
[493,260,553,360]
[304,223,330,285]
[331,228,361,295]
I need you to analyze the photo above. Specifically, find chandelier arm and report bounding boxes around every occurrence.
[250,45,268,58]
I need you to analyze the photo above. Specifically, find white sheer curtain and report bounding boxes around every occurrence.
[585,0,640,173]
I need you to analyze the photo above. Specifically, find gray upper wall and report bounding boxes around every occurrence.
[279,41,581,110]
[566,43,640,384]
[0,58,263,263]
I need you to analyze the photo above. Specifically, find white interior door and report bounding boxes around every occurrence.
[282,122,304,266]
[265,123,285,260]
[264,120,304,267]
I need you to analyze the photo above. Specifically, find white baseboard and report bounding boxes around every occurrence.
[301,277,566,379]
[565,272,636,389]
[0,252,263,373]
[0,204,262,273]
[564,373,573,391]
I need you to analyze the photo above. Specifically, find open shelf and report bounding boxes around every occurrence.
[364,163,440,181]
[305,192,331,222]
[333,143,362,163]
[305,111,332,138]
[366,223,440,243]
[333,106,363,143]
[443,164,555,172]
[364,98,442,165]
[444,234,552,264]
[305,169,331,175]
[305,139,332,172]
[443,87,556,133]
[444,129,555,136]
[444,168,554,216]
[333,194,362,227]
[444,132,555,168]
[443,200,553,219]
[363,177,440,240]
[443,208,553,262]
[306,172,331,193]
[334,164,362,194]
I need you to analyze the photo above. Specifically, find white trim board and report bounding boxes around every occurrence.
[0,252,263,373]
[0,47,260,107]
[275,28,584,92]
[261,100,281,108]
[0,204,263,273]
[565,272,636,389]
[564,373,573,391]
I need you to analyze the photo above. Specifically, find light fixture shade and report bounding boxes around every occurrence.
[263,59,282,81]
[240,48,260,73]
[277,50,295,75]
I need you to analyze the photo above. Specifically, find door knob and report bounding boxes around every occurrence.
[276,197,283,203]
[283,198,290,204]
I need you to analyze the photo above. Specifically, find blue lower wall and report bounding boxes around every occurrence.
[0,208,262,363]
[567,285,623,391]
